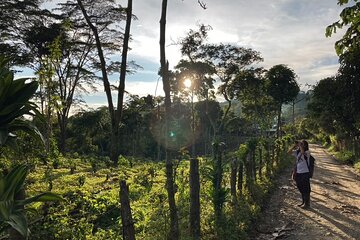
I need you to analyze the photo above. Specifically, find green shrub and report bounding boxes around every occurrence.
[335,150,355,164]
[354,161,360,173]
[78,174,86,187]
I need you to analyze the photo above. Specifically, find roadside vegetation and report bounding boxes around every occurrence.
[1,0,359,239]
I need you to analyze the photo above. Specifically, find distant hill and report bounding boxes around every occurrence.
[219,100,242,115]
[218,91,310,123]
[282,91,309,122]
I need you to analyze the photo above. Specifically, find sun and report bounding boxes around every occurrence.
[184,78,192,88]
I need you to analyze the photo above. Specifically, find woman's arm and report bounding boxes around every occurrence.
[288,142,298,155]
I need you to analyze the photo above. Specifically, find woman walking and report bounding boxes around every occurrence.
[289,140,311,208]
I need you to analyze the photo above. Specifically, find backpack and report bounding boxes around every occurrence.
[304,154,315,178]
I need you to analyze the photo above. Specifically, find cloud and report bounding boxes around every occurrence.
[36,0,345,100]
[126,0,344,93]
[81,80,163,110]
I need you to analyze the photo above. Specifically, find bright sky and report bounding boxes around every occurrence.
[117,0,343,104]
[22,0,345,108]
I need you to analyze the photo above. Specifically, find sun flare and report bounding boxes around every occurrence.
[184,78,192,88]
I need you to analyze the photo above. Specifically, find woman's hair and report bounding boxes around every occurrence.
[302,140,309,151]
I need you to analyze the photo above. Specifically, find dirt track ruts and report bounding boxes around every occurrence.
[253,144,360,240]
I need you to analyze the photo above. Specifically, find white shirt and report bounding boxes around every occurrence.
[293,150,310,174]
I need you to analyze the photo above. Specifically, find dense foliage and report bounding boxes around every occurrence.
[306,0,360,170]
[2,0,360,239]
[0,135,294,240]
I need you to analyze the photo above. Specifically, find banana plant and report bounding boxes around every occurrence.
[0,55,42,146]
[0,56,63,239]
[0,165,63,238]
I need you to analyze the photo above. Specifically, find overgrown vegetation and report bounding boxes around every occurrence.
[1,0,359,239]
[0,135,294,240]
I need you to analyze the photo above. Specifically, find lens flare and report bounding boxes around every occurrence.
[150,114,199,151]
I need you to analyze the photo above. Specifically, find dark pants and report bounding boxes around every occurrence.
[295,172,311,206]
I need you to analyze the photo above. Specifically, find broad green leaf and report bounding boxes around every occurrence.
[5,78,27,97]
[24,207,38,216]
[0,104,37,126]
[8,119,45,145]
[0,200,13,220]
[4,81,38,109]
[6,211,29,238]
[0,103,24,117]
[1,165,27,201]
[18,192,64,206]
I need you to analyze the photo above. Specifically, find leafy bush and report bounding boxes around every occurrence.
[354,161,360,173]
[78,174,86,187]
[335,150,355,164]
[0,165,63,238]
[22,137,294,240]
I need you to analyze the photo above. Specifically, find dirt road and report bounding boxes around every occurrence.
[253,144,360,240]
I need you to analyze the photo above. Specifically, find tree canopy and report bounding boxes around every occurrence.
[326,0,360,56]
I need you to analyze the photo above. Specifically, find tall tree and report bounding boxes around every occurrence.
[307,77,339,135]
[266,64,299,139]
[76,0,133,164]
[325,0,360,156]
[200,44,263,134]
[159,5,207,240]
[175,24,216,151]
[234,67,276,132]
[159,0,179,239]
[309,46,360,152]
[39,8,101,153]
[199,43,262,233]
[326,0,360,56]
[0,56,63,240]
[1,7,63,152]
[0,0,55,65]
[66,106,111,155]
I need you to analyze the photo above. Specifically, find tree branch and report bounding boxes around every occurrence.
[197,0,207,9]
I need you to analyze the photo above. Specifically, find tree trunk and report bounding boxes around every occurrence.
[292,101,295,125]
[165,161,179,240]
[277,104,282,139]
[252,149,256,181]
[45,87,52,153]
[258,146,262,179]
[160,0,179,239]
[58,112,67,153]
[245,153,252,193]
[272,144,275,167]
[77,0,117,162]
[355,137,359,160]
[237,160,244,197]
[212,141,224,225]
[159,0,171,111]
[189,157,200,240]
[117,0,133,130]
[230,158,238,203]
[78,0,133,165]
[120,180,136,240]
[265,142,271,176]
[110,129,120,165]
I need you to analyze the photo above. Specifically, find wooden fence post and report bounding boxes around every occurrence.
[190,157,200,240]
[120,180,136,240]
